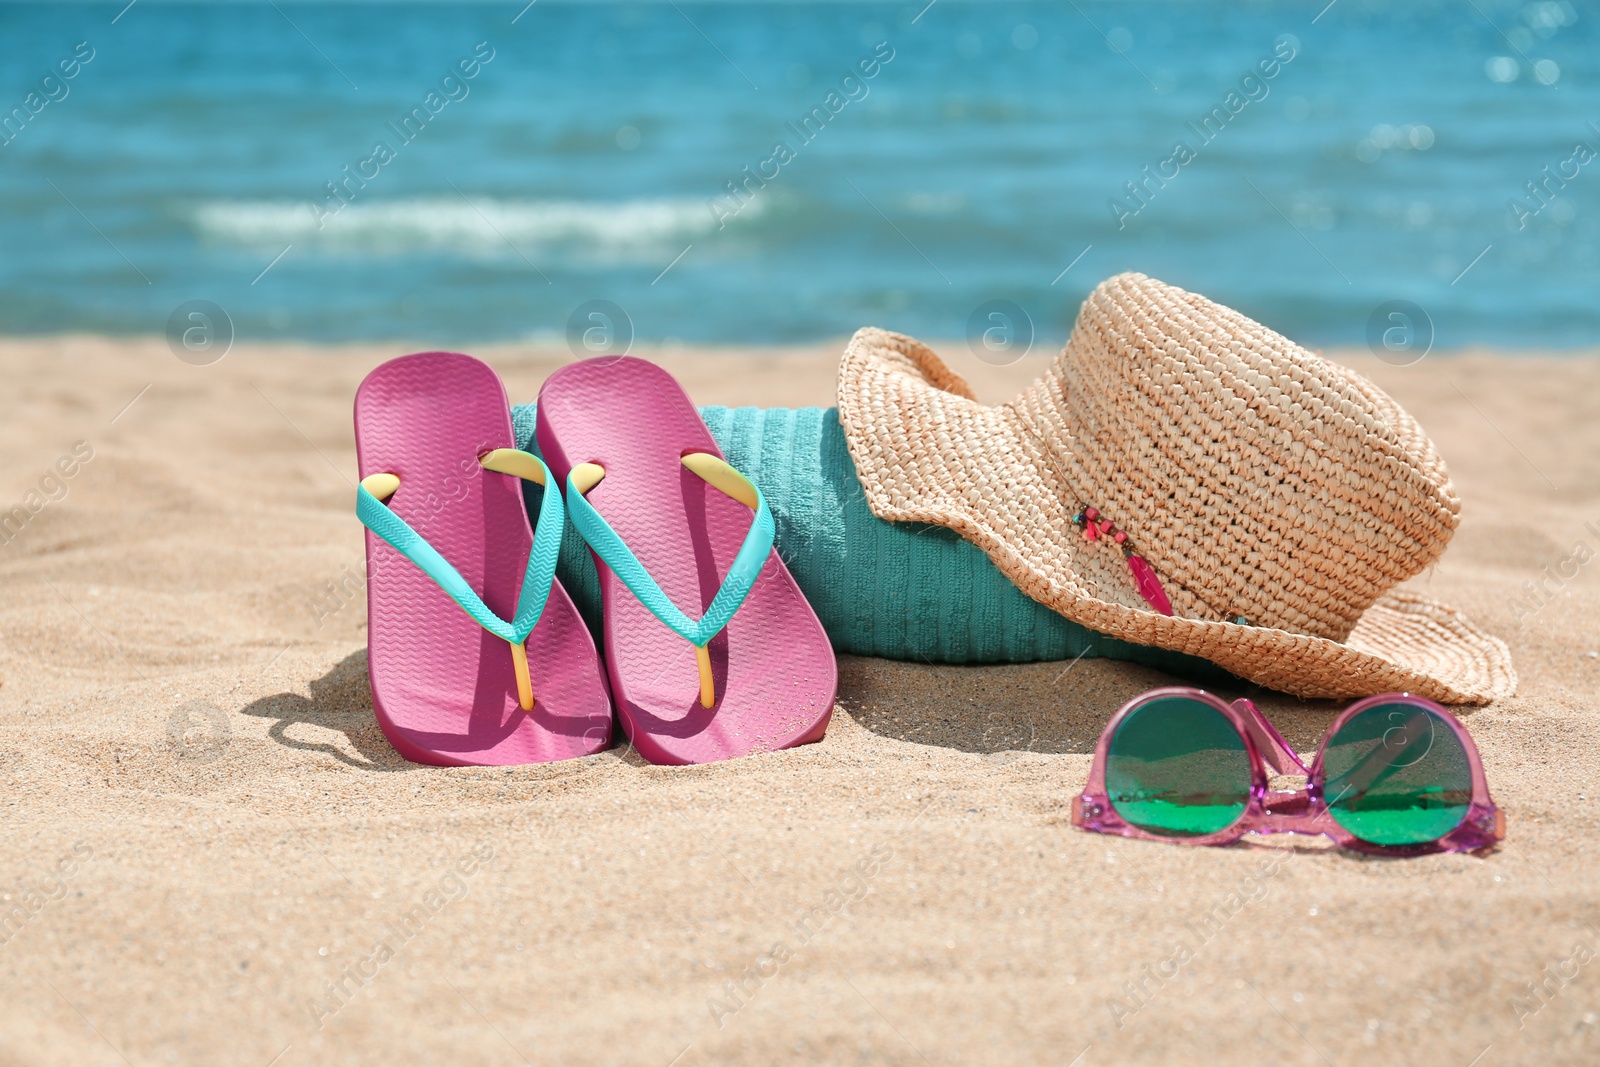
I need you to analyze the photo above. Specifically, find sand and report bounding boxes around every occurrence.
[1,334,1597,1067]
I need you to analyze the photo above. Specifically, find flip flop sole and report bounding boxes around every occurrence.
[356,351,611,766]
[537,357,835,766]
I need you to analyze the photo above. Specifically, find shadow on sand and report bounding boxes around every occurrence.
[834,653,1348,757]
[241,647,1359,772]
[239,649,414,772]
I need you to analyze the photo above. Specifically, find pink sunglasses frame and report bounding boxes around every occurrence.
[1072,687,1503,855]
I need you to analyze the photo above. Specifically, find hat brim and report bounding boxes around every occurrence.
[835,327,1516,704]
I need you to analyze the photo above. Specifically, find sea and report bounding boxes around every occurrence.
[0,0,1596,351]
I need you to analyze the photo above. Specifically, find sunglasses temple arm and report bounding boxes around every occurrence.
[1231,698,1308,776]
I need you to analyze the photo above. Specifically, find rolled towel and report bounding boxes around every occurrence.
[512,402,1230,679]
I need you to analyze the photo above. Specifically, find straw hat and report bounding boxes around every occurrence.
[836,273,1515,704]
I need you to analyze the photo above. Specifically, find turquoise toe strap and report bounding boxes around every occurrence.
[563,457,774,652]
[355,450,564,709]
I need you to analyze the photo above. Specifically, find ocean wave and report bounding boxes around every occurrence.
[192,196,755,260]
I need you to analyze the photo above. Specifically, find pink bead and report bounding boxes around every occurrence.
[1099,521,1114,535]
[1084,507,1099,521]
[1113,530,1128,544]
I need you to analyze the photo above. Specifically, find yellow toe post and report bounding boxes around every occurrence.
[680,453,759,507]
[509,641,534,711]
[360,472,401,502]
[570,462,606,495]
[479,448,547,485]
[695,644,715,708]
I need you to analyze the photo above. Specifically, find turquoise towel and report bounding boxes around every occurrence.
[512,402,1229,680]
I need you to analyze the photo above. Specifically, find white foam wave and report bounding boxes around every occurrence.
[193,196,756,260]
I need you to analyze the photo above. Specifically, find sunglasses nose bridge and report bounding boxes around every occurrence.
[1237,787,1344,843]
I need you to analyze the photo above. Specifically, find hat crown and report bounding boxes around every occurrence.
[1034,273,1459,641]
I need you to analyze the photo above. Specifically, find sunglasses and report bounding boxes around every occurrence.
[1072,688,1502,855]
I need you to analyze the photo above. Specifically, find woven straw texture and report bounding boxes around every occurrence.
[835,272,1516,704]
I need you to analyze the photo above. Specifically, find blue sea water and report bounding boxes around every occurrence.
[0,0,1595,349]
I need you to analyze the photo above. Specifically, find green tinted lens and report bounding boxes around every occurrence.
[1322,702,1471,846]
[1105,696,1252,837]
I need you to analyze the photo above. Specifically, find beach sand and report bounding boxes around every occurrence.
[1,335,1597,1067]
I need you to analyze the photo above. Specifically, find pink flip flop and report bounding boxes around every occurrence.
[355,351,611,766]
[536,356,835,765]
